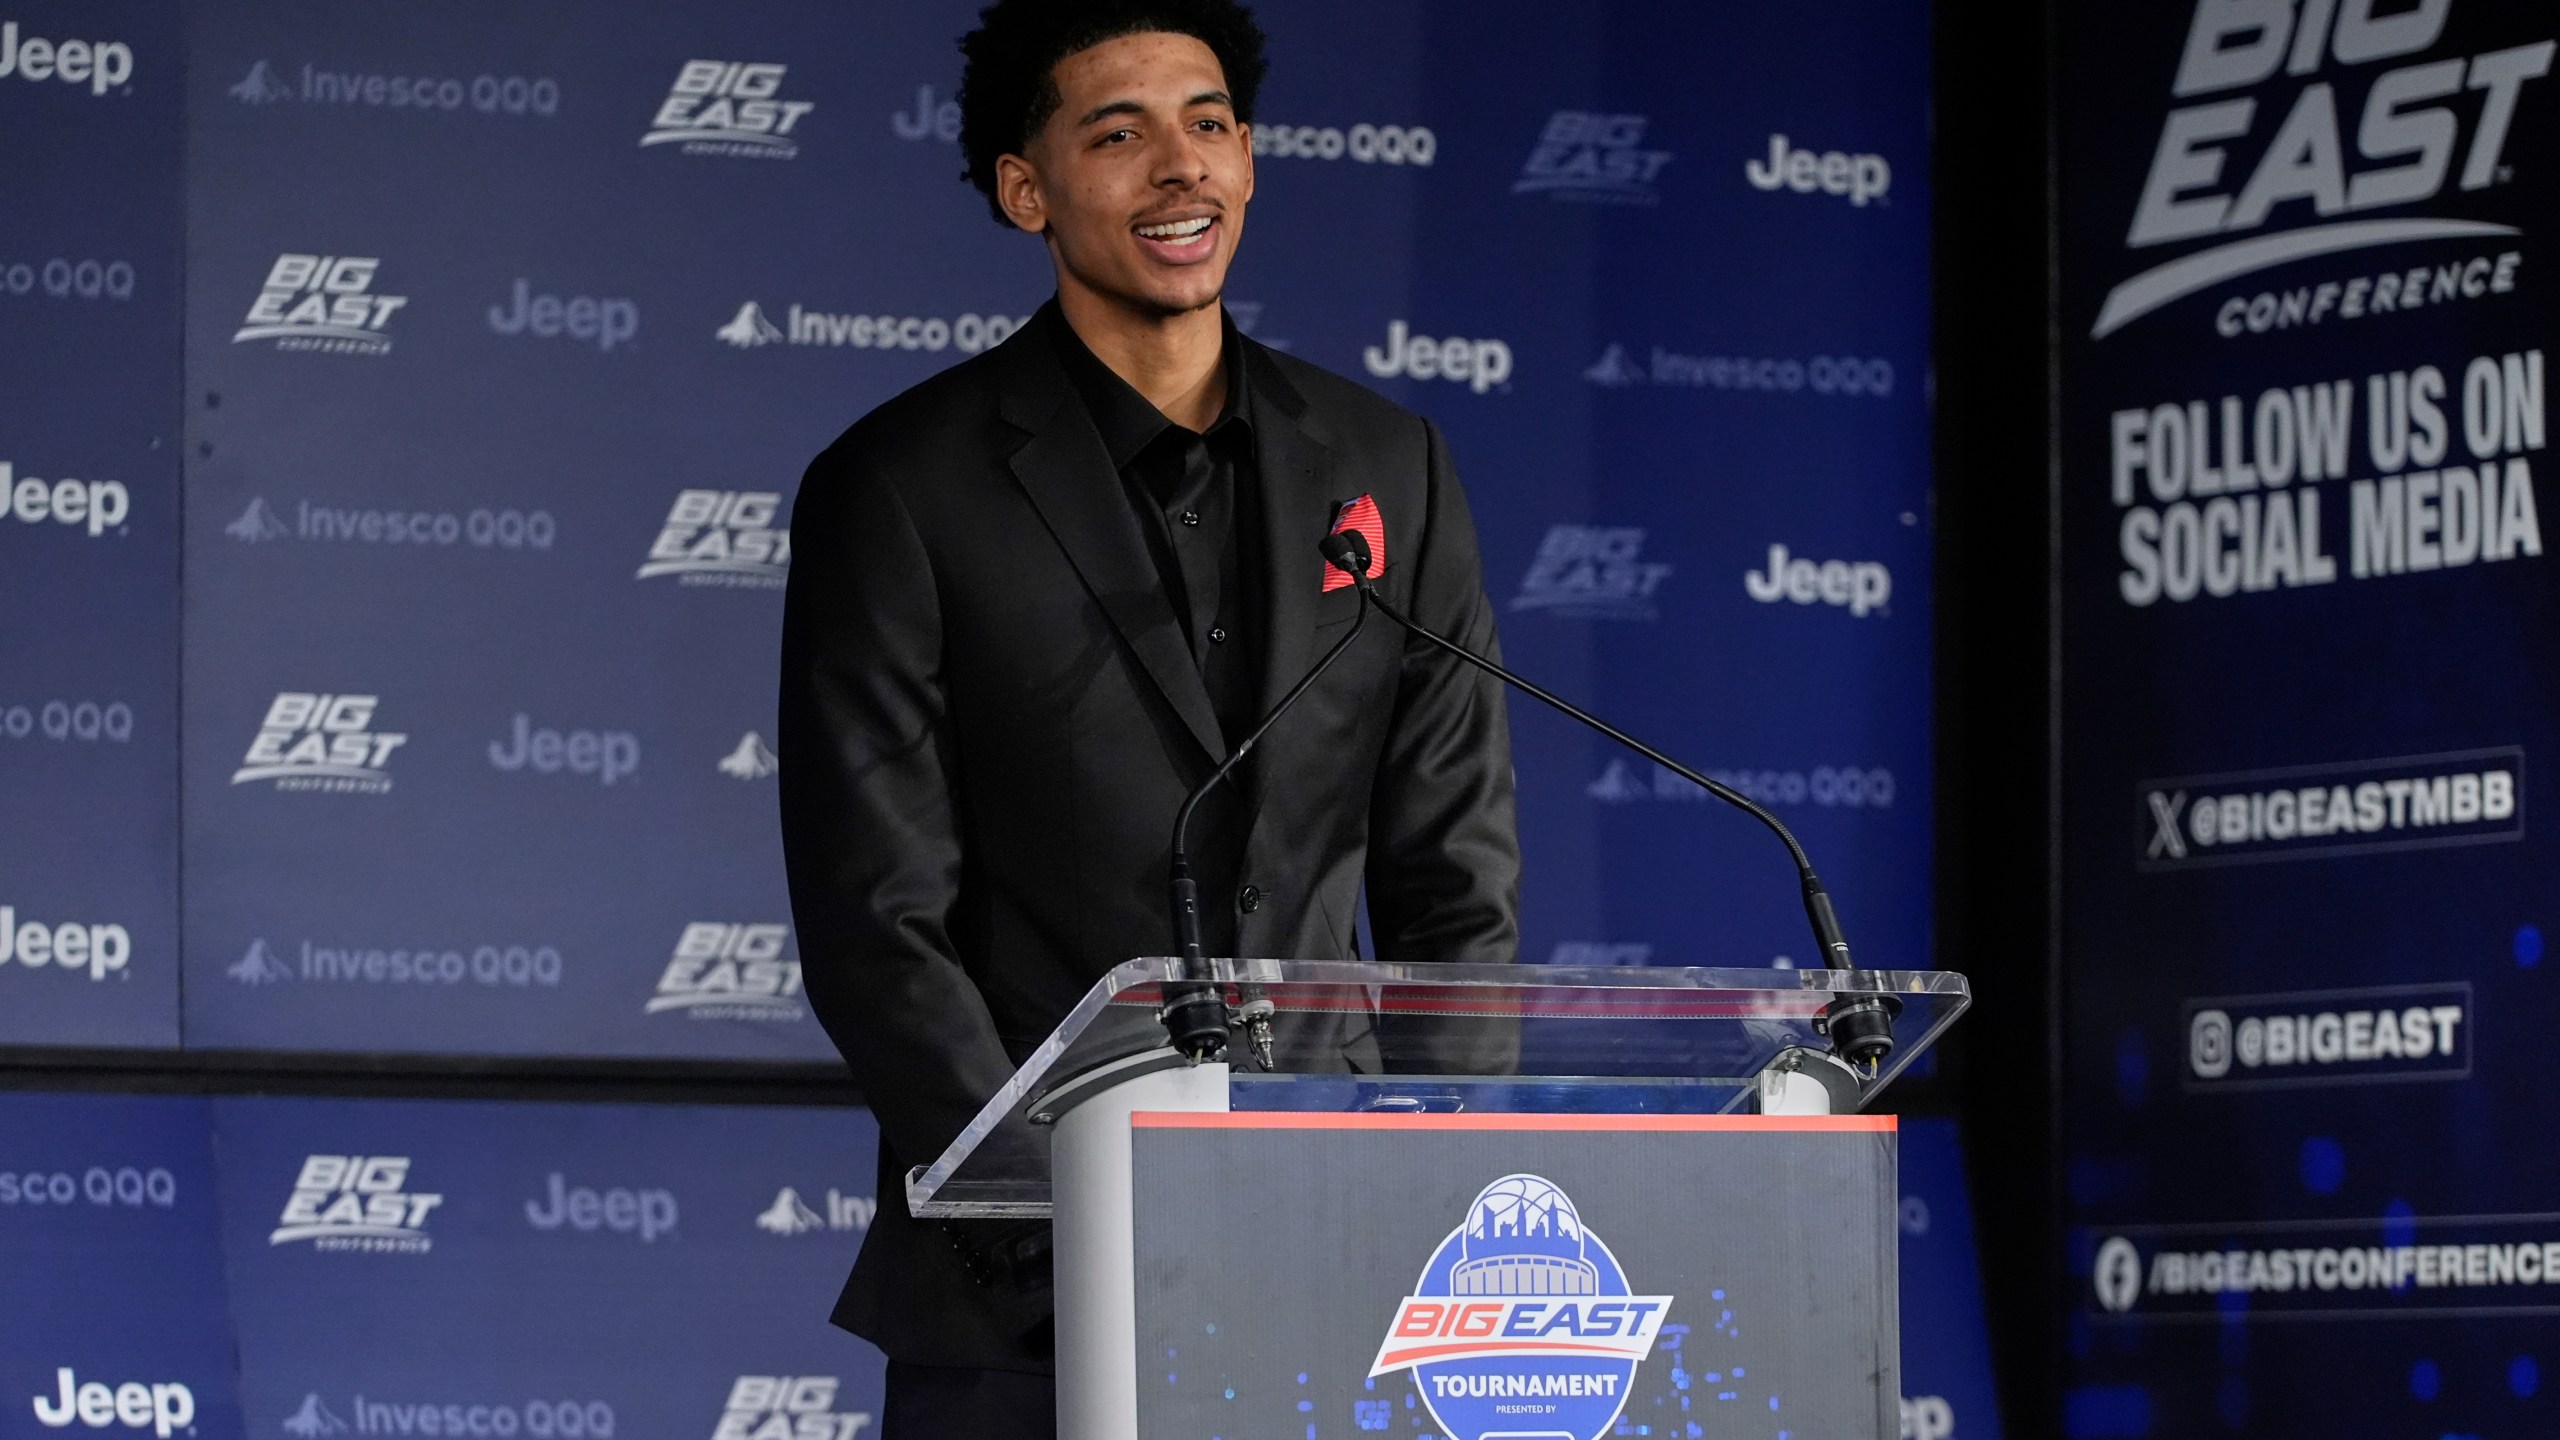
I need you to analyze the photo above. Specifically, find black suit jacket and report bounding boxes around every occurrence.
[777,302,1520,1369]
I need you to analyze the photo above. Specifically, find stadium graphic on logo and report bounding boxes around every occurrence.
[1370,1174,1672,1440]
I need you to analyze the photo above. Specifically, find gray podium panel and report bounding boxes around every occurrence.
[1131,1112,1898,1440]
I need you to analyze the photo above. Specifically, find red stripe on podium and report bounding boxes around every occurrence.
[1129,1112,1895,1132]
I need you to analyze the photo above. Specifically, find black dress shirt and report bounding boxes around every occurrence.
[1051,311,1265,748]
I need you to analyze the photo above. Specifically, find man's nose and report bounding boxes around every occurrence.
[1150,128,1210,186]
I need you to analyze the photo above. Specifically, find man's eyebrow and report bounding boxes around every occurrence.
[1073,90,1234,128]
[1075,98,1147,127]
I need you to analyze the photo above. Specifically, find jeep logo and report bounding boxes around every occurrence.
[1362,319,1514,394]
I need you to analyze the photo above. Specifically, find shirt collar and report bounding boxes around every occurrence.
[1051,303,1252,472]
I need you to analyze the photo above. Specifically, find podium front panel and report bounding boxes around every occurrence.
[1127,1111,1899,1440]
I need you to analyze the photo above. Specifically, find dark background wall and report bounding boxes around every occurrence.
[1932,0,2060,1433]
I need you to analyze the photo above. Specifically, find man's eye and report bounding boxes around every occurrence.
[1101,128,1137,144]
[1195,118,1227,133]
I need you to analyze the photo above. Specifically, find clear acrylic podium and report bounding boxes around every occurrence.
[911,958,1969,1440]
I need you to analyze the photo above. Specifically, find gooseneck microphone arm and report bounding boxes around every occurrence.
[1160,585,1373,1064]
[1317,530,1898,1069]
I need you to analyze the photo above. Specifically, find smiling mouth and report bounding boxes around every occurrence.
[1135,215,1216,247]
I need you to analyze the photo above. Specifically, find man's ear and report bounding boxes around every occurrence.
[994,153,1047,235]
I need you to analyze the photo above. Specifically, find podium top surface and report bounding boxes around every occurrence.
[909,958,1968,1217]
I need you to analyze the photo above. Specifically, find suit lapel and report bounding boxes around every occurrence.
[999,309,1227,764]
[1247,345,1339,723]
[1244,343,1340,815]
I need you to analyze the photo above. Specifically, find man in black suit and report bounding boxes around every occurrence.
[777,2,1519,1434]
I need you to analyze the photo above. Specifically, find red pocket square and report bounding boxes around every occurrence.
[1323,493,1387,592]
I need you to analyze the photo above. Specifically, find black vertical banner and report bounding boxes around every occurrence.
[2058,0,2557,1433]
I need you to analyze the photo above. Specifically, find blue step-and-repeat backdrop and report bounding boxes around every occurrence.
[3,0,1933,1059]
[0,1089,884,1440]
[0,1092,1996,1440]
[2057,0,2555,1435]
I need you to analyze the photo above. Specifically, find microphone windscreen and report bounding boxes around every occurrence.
[1318,530,1369,576]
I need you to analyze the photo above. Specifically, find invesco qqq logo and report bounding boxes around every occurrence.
[234,692,406,793]
[757,1185,874,1236]
[271,1154,441,1253]
[234,254,407,354]
[1253,120,1436,165]
[716,300,1025,354]
[280,1394,612,1438]
[0,1165,174,1208]
[1370,1175,1671,1440]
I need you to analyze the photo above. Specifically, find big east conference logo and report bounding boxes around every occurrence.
[2095,0,2553,337]
[1370,1175,1671,1440]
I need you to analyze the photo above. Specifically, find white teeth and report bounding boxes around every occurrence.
[1137,216,1213,239]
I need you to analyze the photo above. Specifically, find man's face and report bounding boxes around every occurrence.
[1002,31,1253,319]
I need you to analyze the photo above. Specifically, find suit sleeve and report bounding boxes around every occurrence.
[1363,418,1524,971]
[778,447,1019,1175]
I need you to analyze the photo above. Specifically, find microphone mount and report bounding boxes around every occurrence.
[1319,529,1898,1072]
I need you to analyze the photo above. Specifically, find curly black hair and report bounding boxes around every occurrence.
[957,0,1268,227]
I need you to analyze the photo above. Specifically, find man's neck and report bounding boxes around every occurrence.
[1056,285,1227,432]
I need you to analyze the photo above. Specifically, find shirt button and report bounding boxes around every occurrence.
[1237,884,1262,914]
[1179,509,1201,527]
[1208,626,1228,644]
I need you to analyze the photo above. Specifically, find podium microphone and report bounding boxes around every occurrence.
[1160,582,1374,1066]
[1317,530,1898,1070]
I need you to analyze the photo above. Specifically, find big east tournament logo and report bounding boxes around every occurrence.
[1370,1176,1671,1440]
